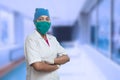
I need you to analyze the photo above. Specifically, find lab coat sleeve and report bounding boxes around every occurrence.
[54,37,67,56]
[25,37,42,65]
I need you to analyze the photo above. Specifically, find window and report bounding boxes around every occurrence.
[90,8,97,45]
[97,0,111,57]
[112,0,120,64]
[0,9,14,47]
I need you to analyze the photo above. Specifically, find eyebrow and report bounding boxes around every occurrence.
[40,16,49,18]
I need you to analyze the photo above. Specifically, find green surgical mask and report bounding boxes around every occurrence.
[35,21,51,35]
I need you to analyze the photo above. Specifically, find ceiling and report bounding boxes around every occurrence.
[0,0,86,25]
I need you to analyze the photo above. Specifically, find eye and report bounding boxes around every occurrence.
[38,17,44,21]
[46,17,50,21]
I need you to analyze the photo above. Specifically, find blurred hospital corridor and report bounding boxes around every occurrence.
[0,0,120,80]
[1,41,120,80]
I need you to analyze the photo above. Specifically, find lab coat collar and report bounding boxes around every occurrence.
[34,30,52,39]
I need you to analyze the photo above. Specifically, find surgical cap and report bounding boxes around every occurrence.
[33,8,50,22]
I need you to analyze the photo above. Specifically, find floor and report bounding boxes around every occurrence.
[0,42,108,80]
[58,44,107,80]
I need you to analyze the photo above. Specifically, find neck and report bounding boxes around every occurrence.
[41,34,46,39]
[36,29,47,39]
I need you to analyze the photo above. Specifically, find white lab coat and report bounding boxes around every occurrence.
[24,30,67,80]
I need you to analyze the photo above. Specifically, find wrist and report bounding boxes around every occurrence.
[56,65,60,68]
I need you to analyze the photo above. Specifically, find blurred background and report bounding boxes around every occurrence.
[0,0,120,80]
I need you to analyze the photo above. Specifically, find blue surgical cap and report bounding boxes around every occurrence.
[33,8,50,22]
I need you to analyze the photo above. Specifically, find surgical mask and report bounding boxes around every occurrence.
[35,21,51,35]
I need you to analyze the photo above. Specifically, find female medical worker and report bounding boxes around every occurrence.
[24,8,70,80]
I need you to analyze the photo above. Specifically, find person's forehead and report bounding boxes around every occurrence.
[39,15,49,18]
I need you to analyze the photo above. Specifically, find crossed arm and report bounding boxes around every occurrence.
[31,55,70,72]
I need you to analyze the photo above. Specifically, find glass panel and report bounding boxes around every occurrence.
[97,0,111,57]
[91,8,97,45]
[112,0,120,64]
[0,9,14,47]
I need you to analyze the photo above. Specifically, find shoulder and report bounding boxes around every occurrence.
[25,31,37,41]
[25,31,38,46]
